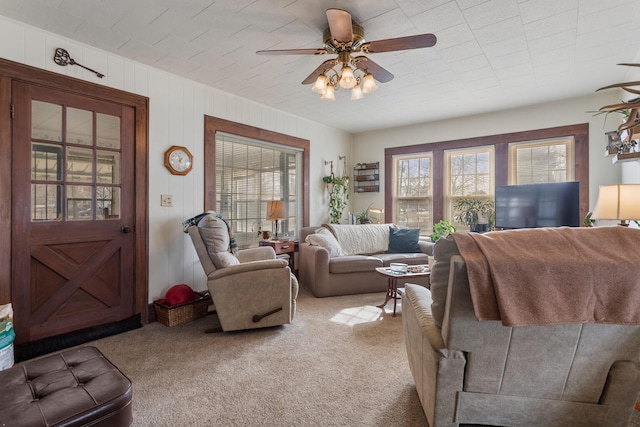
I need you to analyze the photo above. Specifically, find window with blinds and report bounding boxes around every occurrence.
[393,154,433,232]
[444,146,495,230]
[215,133,302,248]
[508,138,574,184]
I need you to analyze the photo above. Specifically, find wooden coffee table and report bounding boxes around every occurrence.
[376,266,431,316]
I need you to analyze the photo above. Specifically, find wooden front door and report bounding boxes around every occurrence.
[11,81,136,344]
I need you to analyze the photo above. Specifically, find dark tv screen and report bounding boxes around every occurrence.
[495,182,581,229]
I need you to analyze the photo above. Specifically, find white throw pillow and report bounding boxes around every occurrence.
[305,232,345,257]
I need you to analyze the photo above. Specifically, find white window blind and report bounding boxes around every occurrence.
[508,138,574,184]
[215,133,302,247]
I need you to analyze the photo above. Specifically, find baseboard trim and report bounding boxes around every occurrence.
[15,314,143,363]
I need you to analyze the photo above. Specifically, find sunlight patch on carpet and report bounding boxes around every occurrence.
[330,305,383,326]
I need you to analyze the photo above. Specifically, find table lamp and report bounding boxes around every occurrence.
[369,208,384,224]
[591,184,640,226]
[266,200,287,238]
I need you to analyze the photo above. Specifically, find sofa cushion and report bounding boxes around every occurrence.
[198,215,240,269]
[329,256,383,273]
[430,235,460,328]
[388,226,421,253]
[376,253,430,265]
[305,228,345,257]
[323,224,390,255]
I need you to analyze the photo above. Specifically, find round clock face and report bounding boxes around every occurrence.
[164,146,193,175]
[169,149,191,172]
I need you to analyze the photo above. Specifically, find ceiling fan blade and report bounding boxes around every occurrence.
[596,81,640,91]
[361,33,437,53]
[618,63,640,67]
[326,8,353,43]
[353,56,394,83]
[256,48,327,56]
[301,59,337,85]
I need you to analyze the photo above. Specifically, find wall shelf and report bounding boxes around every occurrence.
[612,151,640,164]
[353,162,379,193]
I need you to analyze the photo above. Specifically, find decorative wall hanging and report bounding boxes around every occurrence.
[54,48,105,78]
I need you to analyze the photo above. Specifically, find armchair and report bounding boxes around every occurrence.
[187,214,298,332]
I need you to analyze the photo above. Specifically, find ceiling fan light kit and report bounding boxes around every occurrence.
[256,8,436,101]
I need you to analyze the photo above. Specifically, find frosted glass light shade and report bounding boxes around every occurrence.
[321,85,335,100]
[311,75,327,94]
[339,66,356,89]
[362,73,378,93]
[351,84,364,100]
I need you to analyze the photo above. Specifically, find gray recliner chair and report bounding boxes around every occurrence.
[187,213,298,332]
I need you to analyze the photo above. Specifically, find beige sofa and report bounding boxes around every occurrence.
[403,230,640,427]
[299,224,433,297]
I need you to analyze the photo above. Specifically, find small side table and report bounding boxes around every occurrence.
[375,266,431,317]
[259,240,297,275]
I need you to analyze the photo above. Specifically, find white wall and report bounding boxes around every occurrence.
[0,15,352,300]
[351,92,630,215]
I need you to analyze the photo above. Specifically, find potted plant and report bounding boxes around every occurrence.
[323,174,349,224]
[430,219,456,242]
[453,198,495,232]
[356,203,373,224]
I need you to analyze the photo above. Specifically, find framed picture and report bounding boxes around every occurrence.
[605,130,621,156]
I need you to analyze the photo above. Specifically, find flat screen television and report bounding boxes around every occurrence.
[495,182,580,229]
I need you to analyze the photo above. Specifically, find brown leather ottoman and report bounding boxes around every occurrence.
[0,346,132,426]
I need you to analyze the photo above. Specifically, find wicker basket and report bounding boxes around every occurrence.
[154,291,210,327]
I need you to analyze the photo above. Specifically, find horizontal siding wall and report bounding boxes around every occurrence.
[0,15,352,300]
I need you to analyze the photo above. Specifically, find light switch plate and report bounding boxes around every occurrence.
[161,194,173,207]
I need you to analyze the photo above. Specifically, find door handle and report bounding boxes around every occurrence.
[121,226,132,234]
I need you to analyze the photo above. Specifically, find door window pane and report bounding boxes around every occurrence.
[97,186,120,219]
[67,147,94,183]
[66,185,93,220]
[66,107,93,145]
[31,184,61,221]
[31,101,62,141]
[97,113,120,149]
[97,151,120,184]
[32,143,62,181]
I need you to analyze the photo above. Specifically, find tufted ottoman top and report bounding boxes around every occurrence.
[0,346,132,427]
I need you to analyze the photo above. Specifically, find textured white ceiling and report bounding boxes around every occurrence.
[3,0,640,133]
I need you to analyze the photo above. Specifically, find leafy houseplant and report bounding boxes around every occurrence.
[356,203,373,224]
[323,174,349,224]
[453,198,495,232]
[431,219,456,242]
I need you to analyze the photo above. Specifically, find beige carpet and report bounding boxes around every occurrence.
[87,287,429,426]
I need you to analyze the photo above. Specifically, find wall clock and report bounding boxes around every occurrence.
[164,145,193,176]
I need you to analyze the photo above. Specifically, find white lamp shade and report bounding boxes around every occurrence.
[311,75,327,94]
[350,84,364,100]
[266,201,287,221]
[591,184,640,220]
[321,85,335,100]
[338,66,357,89]
[362,73,378,93]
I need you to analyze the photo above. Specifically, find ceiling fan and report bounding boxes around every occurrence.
[256,9,437,99]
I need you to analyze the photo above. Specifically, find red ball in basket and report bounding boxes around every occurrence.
[156,284,195,306]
